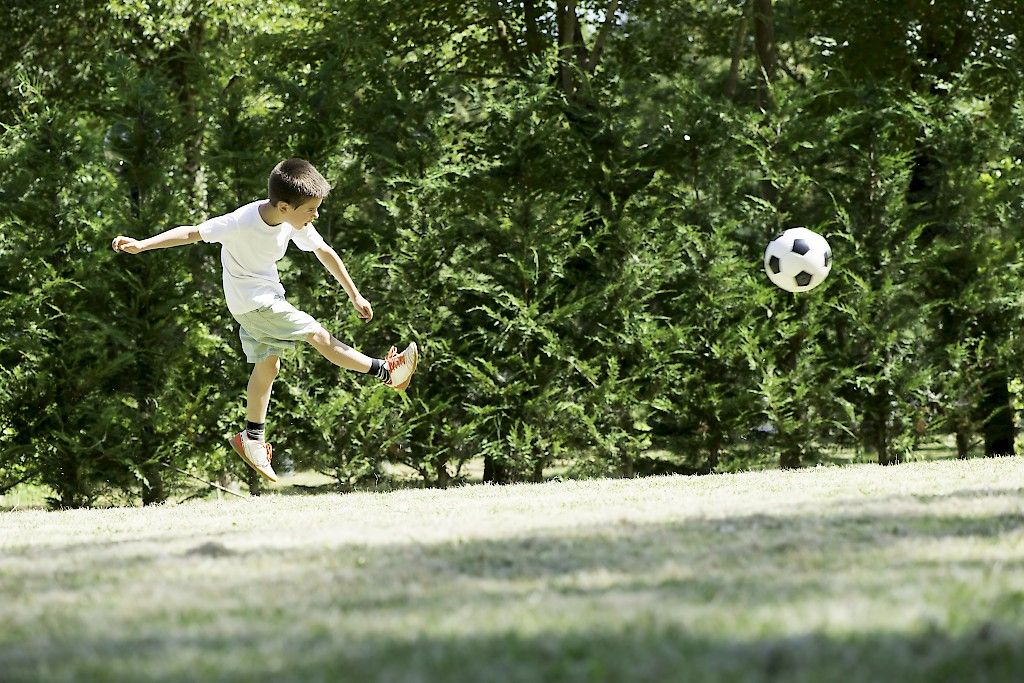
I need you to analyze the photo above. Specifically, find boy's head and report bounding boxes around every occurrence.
[268,158,331,212]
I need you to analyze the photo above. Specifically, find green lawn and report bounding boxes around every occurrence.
[1,457,1022,682]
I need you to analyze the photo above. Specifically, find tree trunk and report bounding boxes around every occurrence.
[955,426,971,459]
[864,381,901,465]
[726,0,753,100]
[704,435,721,474]
[779,444,801,469]
[245,468,262,496]
[869,411,893,465]
[752,0,777,109]
[435,461,451,488]
[778,306,807,470]
[980,370,1015,456]
[750,0,778,202]
[483,455,512,484]
[531,458,545,483]
[556,1,578,97]
[128,205,168,505]
[141,462,165,505]
[522,0,545,57]
[170,15,208,215]
[55,457,89,509]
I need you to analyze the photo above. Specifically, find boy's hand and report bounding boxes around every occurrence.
[352,295,373,322]
[111,236,143,254]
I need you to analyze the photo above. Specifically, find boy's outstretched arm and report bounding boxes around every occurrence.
[111,226,201,254]
[314,246,373,322]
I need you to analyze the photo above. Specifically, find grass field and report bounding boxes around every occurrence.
[1,457,1022,682]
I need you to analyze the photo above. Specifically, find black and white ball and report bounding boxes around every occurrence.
[764,228,833,293]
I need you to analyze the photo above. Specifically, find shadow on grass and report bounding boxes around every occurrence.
[2,622,1022,683]
[263,622,1024,683]
[1,485,1023,682]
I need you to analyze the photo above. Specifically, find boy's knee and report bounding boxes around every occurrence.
[257,356,280,377]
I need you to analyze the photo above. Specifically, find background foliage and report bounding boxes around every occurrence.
[2,0,1023,506]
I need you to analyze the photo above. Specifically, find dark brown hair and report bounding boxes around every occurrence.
[268,158,331,207]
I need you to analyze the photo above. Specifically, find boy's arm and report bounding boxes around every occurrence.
[111,226,202,254]
[315,246,373,321]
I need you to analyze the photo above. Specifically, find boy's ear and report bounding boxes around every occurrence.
[273,200,292,212]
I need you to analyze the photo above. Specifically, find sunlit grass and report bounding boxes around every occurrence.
[1,457,1022,682]
[0,438,967,510]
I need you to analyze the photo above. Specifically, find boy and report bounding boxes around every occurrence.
[111,158,417,483]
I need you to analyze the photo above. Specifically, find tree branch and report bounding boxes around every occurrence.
[778,57,806,86]
[429,70,532,81]
[0,470,38,497]
[557,0,578,96]
[779,39,807,86]
[523,0,545,56]
[584,0,619,73]
[490,0,516,71]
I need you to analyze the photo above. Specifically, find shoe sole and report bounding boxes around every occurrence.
[229,434,279,483]
[390,342,418,392]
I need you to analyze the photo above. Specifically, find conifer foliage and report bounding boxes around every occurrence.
[1,1,1023,505]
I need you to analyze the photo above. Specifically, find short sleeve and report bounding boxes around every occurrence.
[291,224,328,252]
[197,212,238,243]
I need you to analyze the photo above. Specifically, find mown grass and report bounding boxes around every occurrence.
[1,457,1022,682]
[0,438,973,510]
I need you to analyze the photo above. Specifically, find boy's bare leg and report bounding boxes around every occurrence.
[306,328,373,373]
[231,355,279,482]
[247,355,281,423]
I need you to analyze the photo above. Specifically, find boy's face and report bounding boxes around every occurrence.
[277,196,323,228]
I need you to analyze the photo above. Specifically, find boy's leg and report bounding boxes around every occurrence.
[305,327,418,391]
[247,355,281,423]
[305,327,373,372]
[230,354,281,483]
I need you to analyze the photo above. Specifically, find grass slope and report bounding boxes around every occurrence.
[1,458,1022,682]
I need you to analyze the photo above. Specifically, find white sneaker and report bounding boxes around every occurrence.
[229,431,278,482]
[384,342,418,391]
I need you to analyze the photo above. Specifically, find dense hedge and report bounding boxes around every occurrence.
[2,1,1022,506]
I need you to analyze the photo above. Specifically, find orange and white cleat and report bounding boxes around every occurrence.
[229,431,278,482]
[384,342,418,391]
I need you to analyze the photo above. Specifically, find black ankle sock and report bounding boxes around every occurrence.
[369,358,391,384]
[246,421,265,442]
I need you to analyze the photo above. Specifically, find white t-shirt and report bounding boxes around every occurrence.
[197,200,328,315]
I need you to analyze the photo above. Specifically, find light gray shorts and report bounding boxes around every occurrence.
[232,298,323,364]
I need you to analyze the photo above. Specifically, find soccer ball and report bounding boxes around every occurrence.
[763,228,833,293]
